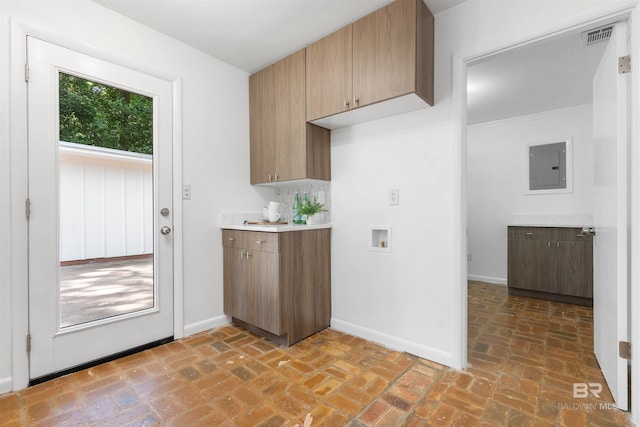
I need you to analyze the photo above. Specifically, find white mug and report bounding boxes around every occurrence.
[269,201,280,210]
[268,210,281,222]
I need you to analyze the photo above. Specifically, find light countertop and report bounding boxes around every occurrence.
[221,223,332,233]
[508,215,593,228]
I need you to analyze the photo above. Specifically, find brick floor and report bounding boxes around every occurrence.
[0,281,632,426]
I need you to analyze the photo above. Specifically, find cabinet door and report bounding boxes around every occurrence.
[508,237,537,290]
[353,0,416,108]
[556,240,592,298]
[249,64,276,184]
[237,251,282,335]
[540,240,561,294]
[306,25,353,121]
[275,49,306,181]
[223,247,239,317]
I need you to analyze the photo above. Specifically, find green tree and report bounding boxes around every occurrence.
[59,73,153,154]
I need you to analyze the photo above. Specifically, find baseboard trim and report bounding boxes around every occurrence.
[0,377,12,394]
[508,287,593,307]
[330,318,453,368]
[468,275,507,285]
[184,315,230,337]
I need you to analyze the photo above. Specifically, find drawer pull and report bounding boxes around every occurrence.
[256,241,264,244]
[228,237,235,241]
[525,232,533,235]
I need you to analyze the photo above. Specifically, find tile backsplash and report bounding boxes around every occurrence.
[274,182,331,224]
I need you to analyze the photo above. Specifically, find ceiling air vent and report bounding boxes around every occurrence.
[581,24,614,47]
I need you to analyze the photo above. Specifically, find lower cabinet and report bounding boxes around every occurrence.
[507,226,593,306]
[222,228,331,345]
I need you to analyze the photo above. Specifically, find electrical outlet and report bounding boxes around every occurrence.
[388,188,399,206]
[182,184,191,200]
[467,253,472,262]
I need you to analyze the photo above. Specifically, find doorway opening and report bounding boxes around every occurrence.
[462,17,631,414]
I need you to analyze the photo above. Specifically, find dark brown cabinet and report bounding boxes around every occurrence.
[249,49,331,185]
[222,228,331,345]
[507,226,593,305]
[305,0,434,122]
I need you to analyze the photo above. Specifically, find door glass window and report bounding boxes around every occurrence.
[58,73,154,328]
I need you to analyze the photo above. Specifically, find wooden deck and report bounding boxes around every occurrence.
[59,256,153,327]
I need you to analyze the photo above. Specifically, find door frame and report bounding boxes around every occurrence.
[451,5,640,423]
[9,20,184,390]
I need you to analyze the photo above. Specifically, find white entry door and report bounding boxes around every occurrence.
[27,37,174,381]
[592,21,629,411]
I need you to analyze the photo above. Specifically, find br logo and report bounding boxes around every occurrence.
[573,383,603,398]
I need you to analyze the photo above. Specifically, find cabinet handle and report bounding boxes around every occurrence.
[268,174,272,182]
[240,250,245,259]
[256,241,264,244]
[547,241,550,247]
[274,173,279,181]
[228,237,235,241]
[354,97,360,106]
[525,232,533,235]
[344,99,350,108]
[246,251,252,258]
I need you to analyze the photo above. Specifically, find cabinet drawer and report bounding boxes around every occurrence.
[508,226,592,243]
[553,228,593,243]
[239,232,279,253]
[508,227,542,240]
[222,230,240,248]
[222,230,279,253]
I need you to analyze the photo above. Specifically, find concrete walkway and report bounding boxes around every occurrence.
[60,257,153,327]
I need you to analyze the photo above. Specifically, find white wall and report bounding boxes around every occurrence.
[0,0,274,392]
[467,104,594,284]
[331,112,455,364]
[330,0,637,370]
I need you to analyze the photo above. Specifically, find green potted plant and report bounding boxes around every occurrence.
[298,197,325,225]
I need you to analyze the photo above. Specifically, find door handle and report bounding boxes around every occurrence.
[580,227,596,236]
[160,226,172,235]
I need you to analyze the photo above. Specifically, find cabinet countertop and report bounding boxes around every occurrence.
[221,223,332,233]
[508,215,593,228]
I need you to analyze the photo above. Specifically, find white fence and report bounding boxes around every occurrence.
[59,141,153,262]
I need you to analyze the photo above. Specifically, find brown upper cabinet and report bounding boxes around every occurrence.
[249,49,331,185]
[306,0,434,122]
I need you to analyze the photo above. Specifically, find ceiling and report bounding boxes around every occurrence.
[467,26,609,125]
[91,0,609,126]
[92,0,465,73]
